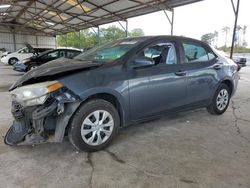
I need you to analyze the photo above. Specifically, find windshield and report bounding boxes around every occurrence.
[74,38,143,62]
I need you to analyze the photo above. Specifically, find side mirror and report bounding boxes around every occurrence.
[132,57,155,68]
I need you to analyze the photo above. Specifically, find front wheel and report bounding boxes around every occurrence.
[27,64,38,71]
[207,83,231,115]
[68,99,120,152]
[8,58,18,65]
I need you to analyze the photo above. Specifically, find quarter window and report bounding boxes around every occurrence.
[183,43,215,63]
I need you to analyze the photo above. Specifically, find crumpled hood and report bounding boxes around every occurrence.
[9,58,102,91]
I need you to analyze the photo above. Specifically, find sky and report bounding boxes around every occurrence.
[103,0,250,47]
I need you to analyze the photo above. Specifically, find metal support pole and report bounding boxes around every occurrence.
[35,35,38,47]
[79,31,81,48]
[118,20,128,37]
[171,9,174,35]
[163,9,174,35]
[126,20,128,37]
[66,33,68,47]
[12,28,16,51]
[230,0,240,58]
[97,26,100,45]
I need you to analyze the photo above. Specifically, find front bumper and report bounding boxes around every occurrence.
[4,90,81,145]
[13,63,28,72]
[0,57,8,64]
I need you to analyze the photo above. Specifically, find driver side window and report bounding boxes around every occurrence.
[137,42,177,65]
[47,50,59,58]
[19,48,29,54]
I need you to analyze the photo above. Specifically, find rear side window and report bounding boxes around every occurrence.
[67,50,81,59]
[58,50,66,58]
[183,43,215,63]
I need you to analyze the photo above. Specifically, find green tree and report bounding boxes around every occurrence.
[129,28,144,37]
[57,29,97,48]
[57,26,145,48]
[242,25,247,47]
[235,25,242,46]
[222,26,230,47]
[99,25,125,44]
[213,30,218,47]
[201,33,215,45]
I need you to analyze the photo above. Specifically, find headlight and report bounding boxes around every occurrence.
[11,81,63,106]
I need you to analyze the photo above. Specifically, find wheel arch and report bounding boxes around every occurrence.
[221,79,233,95]
[8,57,19,65]
[82,92,126,127]
[209,78,234,104]
[54,90,127,143]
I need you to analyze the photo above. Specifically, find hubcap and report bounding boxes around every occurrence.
[30,66,37,70]
[10,59,17,64]
[81,110,114,146]
[216,89,229,111]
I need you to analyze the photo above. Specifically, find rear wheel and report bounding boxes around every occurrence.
[207,83,230,115]
[8,58,18,65]
[68,99,120,152]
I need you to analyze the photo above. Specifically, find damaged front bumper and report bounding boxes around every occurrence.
[4,89,81,145]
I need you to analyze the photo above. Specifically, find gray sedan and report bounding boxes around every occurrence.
[5,36,239,151]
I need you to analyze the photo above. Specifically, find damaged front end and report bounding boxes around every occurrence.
[4,81,81,146]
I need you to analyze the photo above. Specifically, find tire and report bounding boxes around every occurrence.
[27,64,38,71]
[8,58,18,65]
[68,99,120,152]
[207,83,231,115]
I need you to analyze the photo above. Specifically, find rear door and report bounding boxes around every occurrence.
[66,50,81,59]
[180,40,219,105]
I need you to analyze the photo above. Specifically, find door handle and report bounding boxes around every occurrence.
[213,64,222,70]
[175,70,187,76]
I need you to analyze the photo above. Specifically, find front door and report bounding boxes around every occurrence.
[129,40,187,120]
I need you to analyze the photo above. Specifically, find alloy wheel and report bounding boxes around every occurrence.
[216,89,229,111]
[81,110,114,146]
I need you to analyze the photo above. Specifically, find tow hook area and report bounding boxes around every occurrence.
[4,91,79,146]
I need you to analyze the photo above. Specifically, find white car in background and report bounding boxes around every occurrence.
[1,47,35,65]
[1,44,52,65]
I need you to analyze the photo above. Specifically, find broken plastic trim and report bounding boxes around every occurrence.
[5,89,80,146]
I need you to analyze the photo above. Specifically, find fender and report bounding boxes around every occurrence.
[79,87,130,127]
[208,76,234,104]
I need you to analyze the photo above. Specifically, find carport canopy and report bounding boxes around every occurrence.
[0,0,203,35]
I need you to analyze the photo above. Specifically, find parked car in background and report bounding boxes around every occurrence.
[0,48,11,58]
[13,48,82,72]
[232,56,247,67]
[5,36,239,151]
[214,50,244,71]
[0,43,52,65]
[1,51,11,58]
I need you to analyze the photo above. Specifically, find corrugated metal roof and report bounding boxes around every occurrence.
[0,0,203,35]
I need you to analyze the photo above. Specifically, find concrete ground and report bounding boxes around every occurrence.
[0,63,250,188]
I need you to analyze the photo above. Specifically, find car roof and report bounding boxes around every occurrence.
[119,35,208,46]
